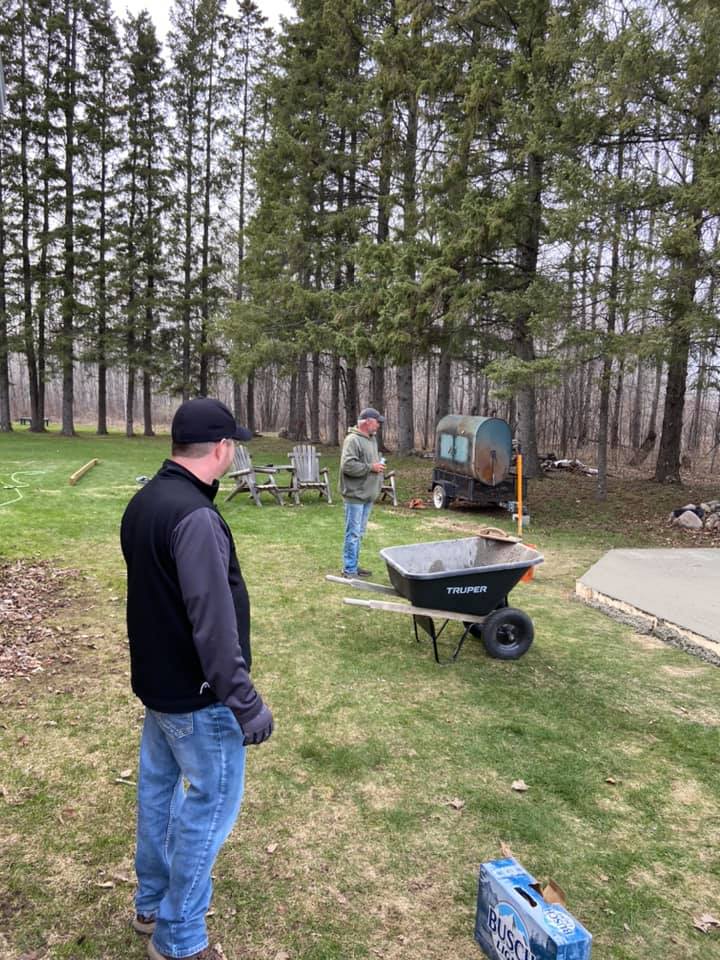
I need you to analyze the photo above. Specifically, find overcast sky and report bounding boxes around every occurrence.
[111,0,294,35]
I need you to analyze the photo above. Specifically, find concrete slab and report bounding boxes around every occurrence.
[576,548,720,663]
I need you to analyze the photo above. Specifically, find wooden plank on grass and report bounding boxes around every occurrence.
[69,459,99,486]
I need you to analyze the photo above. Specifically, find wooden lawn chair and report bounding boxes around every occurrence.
[225,444,286,507]
[288,444,332,506]
[379,468,398,507]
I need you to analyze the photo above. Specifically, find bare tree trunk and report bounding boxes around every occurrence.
[610,358,625,451]
[435,350,451,423]
[648,358,663,436]
[687,345,705,452]
[233,378,245,423]
[629,430,657,467]
[247,371,256,433]
[288,355,308,440]
[142,370,153,436]
[423,355,433,448]
[344,363,358,427]
[310,351,321,441]
[560,372,571,458]
[596,355,612,500]
[396,364,414,453]
[370,359,386,451]
[329,356,340,446]
[655,329,690,483]
[287,370,297,436]
[630,359,644,451]
[126,368,135,438]
[710,394,720,473]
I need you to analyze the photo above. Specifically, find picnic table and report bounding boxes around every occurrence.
[18,417,50,426]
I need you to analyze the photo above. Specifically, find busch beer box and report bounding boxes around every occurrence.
[475,858,592,960]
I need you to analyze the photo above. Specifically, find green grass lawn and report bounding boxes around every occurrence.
[1,428,719,960]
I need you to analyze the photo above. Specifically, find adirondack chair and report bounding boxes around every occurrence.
[379,469,398,507]
[225,445,287,507]
[288,444,332,505]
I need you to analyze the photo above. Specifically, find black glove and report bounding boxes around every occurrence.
[235,702,274,746]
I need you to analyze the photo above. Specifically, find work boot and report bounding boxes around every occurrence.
[147,939,224,960]
[132,914,156,935]
[356,567,372,578]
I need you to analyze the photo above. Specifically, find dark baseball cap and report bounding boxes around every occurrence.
[171,398,252,443]
[359,407,385,423]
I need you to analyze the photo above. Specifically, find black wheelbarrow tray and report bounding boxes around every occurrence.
[326,536,543,664]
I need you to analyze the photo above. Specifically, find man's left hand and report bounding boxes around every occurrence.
[236,702,274,746]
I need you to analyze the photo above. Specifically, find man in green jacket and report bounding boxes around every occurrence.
[340,408,386,577]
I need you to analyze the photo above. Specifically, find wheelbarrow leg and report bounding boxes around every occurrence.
[449,624,473,663]
[413,615,466,665]
[413,615,439,661]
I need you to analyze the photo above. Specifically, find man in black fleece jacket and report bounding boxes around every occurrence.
[121,397,273,960]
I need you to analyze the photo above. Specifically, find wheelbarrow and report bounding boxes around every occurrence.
[326,535,543,664]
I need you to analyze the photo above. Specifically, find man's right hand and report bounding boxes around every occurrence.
[236,702,274,746]
[370,462,385,473]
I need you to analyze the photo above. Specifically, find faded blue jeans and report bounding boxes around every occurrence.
[342,499,373,574]
[135,704,246,958]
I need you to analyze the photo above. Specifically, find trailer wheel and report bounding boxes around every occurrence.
[481,607,534,660]
[432,484,450,509]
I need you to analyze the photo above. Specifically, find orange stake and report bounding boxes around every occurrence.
[516,453,523,538]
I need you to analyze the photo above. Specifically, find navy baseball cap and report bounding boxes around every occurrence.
[171,398,252,443]
[359,407,385,423]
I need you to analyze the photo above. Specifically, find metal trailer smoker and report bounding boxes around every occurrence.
[327,535,543,664]
[430,414,526,511]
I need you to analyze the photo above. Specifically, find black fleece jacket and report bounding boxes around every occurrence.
[120,459,263,723]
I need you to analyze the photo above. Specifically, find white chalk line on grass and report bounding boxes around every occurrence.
[0,470,49,508]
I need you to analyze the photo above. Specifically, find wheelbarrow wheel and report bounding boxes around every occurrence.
[480,607,534,660]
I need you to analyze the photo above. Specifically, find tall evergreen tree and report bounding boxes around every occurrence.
[0,111,10,432]
[167,0,232,399]
[118,11,169,436]
[57,0,86,436]
[652,0,720,482]
[82,0,122,434]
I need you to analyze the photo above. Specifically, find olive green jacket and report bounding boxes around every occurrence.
[339,427,382,503]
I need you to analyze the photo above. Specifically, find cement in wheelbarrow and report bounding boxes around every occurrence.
[576,548,720,663]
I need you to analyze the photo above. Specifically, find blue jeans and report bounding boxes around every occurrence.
[343,499,373,574]
[135,704,246,958]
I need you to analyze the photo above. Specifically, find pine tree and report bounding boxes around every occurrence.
[167,0,232,399]
[81,0,122,434]
[0,0,44,430]
[223,0,273,425]
[118,10,170,435]
[652,0,720,482]
[57,0,86,436]
[0,106,10,432]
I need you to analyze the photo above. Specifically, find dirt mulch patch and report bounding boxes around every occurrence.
[0,560,79,682]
